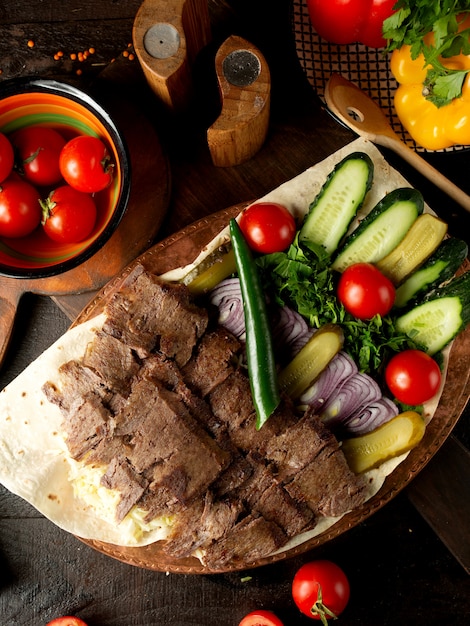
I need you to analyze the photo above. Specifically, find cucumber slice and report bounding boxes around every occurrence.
[394,270,470,354]
[394,237,468,308]
[299,152,374,256]
[332,187,424,272]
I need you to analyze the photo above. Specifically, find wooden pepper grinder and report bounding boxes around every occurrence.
[207,35,271,167]
[133,0,211,111]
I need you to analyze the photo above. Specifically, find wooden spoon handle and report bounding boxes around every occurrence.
[0,282,22,370]
[379,134,470,213]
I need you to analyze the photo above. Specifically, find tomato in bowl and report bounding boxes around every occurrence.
[0,77,130,279]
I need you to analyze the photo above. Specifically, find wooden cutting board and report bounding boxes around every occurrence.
[0,59,171,364]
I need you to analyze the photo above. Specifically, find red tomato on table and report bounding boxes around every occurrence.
[238,609,284,626]
[337,262,395,319]
[0,177,41,238]
[0,132,14,183]
[238,202,296,254]
[46,617,88,626]
[385,349,442,405]
[292,560,350,621]
[59,135,114,193]
[10,125,66,187]
[41,185,97,243]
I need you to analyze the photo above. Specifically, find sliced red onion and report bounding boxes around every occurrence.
[298,351,357,412]
[320,371,383,430]
[272,305,314,361]
[342,397,399,436]
[209,278,246,340]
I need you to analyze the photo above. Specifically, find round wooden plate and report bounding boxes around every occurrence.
[72,205,470,574]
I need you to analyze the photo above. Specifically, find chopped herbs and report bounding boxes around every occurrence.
[257,235,417,376]
[383,1,470,106]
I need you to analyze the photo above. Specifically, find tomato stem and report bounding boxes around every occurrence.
[311,585,338,625]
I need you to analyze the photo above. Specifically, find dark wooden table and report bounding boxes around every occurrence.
[1,2,470,625]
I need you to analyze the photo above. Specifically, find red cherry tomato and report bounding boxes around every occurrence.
[292,560,350,621]
[337,262,395,319]
[59,135,114,193]
[41,185,97,244]
[0,132,15,183]
[10,125,66,186]
[306,0,396,48]
[385,349,442,405]
[238,609,284,626]
[0,177,41,238]
[46,617,88,626]
[238,202,297,254]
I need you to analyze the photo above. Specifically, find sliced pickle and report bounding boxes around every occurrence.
[278,324,344,399]
[187,248,236,294]
[341,411,426,474]
[376,214,447,285]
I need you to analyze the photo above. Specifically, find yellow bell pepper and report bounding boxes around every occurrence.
[390,16,470,151]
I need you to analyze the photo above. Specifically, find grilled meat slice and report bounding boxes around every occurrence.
[103,264,208,365]
[101,456,148,522]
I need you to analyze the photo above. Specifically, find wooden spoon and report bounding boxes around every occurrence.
[324,73,470,213]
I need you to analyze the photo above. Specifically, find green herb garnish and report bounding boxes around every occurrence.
[383,1,470,107]
[257,235,417,377]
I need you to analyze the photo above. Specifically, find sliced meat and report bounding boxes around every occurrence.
[163,492,242,559]
[83,435,130,467]
[47,266,372,567]
[103,265,208,366]
[182,327,241,397]
[83,330,140,396]
[255,482,315,537]
[265,409,334,481]
[285,445,367,518]
[201,514,287,570]
[121,381,230,490]
[212,454,253,497]
[227,398,298,456]
[208,369,255,431]
[100,456,148,522]
[43,360,111,412]
[233,454,315,537]
[140,353,221,435]
[62,392,112,460]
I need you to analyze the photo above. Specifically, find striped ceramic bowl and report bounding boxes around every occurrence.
[0,77,130,279]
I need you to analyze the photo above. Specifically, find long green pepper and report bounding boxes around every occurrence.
[229,218,281,429]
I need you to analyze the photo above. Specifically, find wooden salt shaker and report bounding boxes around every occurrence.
[133,0,211,111]
[207,35,271,167]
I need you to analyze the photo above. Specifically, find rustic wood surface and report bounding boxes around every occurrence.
[0,1,469,625]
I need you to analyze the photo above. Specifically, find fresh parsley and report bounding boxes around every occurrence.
[383,0,470,107]
[256,236,416,377]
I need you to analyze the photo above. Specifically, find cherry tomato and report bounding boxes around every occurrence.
[292,560,350,622]
[238,202,297,254]
[59,135,113,193]
[10,125,66,186]
[238,609,284,626]
[337,262,395,319]
[0,132,14,183]
[41,185,97,244]
[306,0,396,48]
[45,617,88,626]
[385,349,442,405]
[0,177,41,238]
